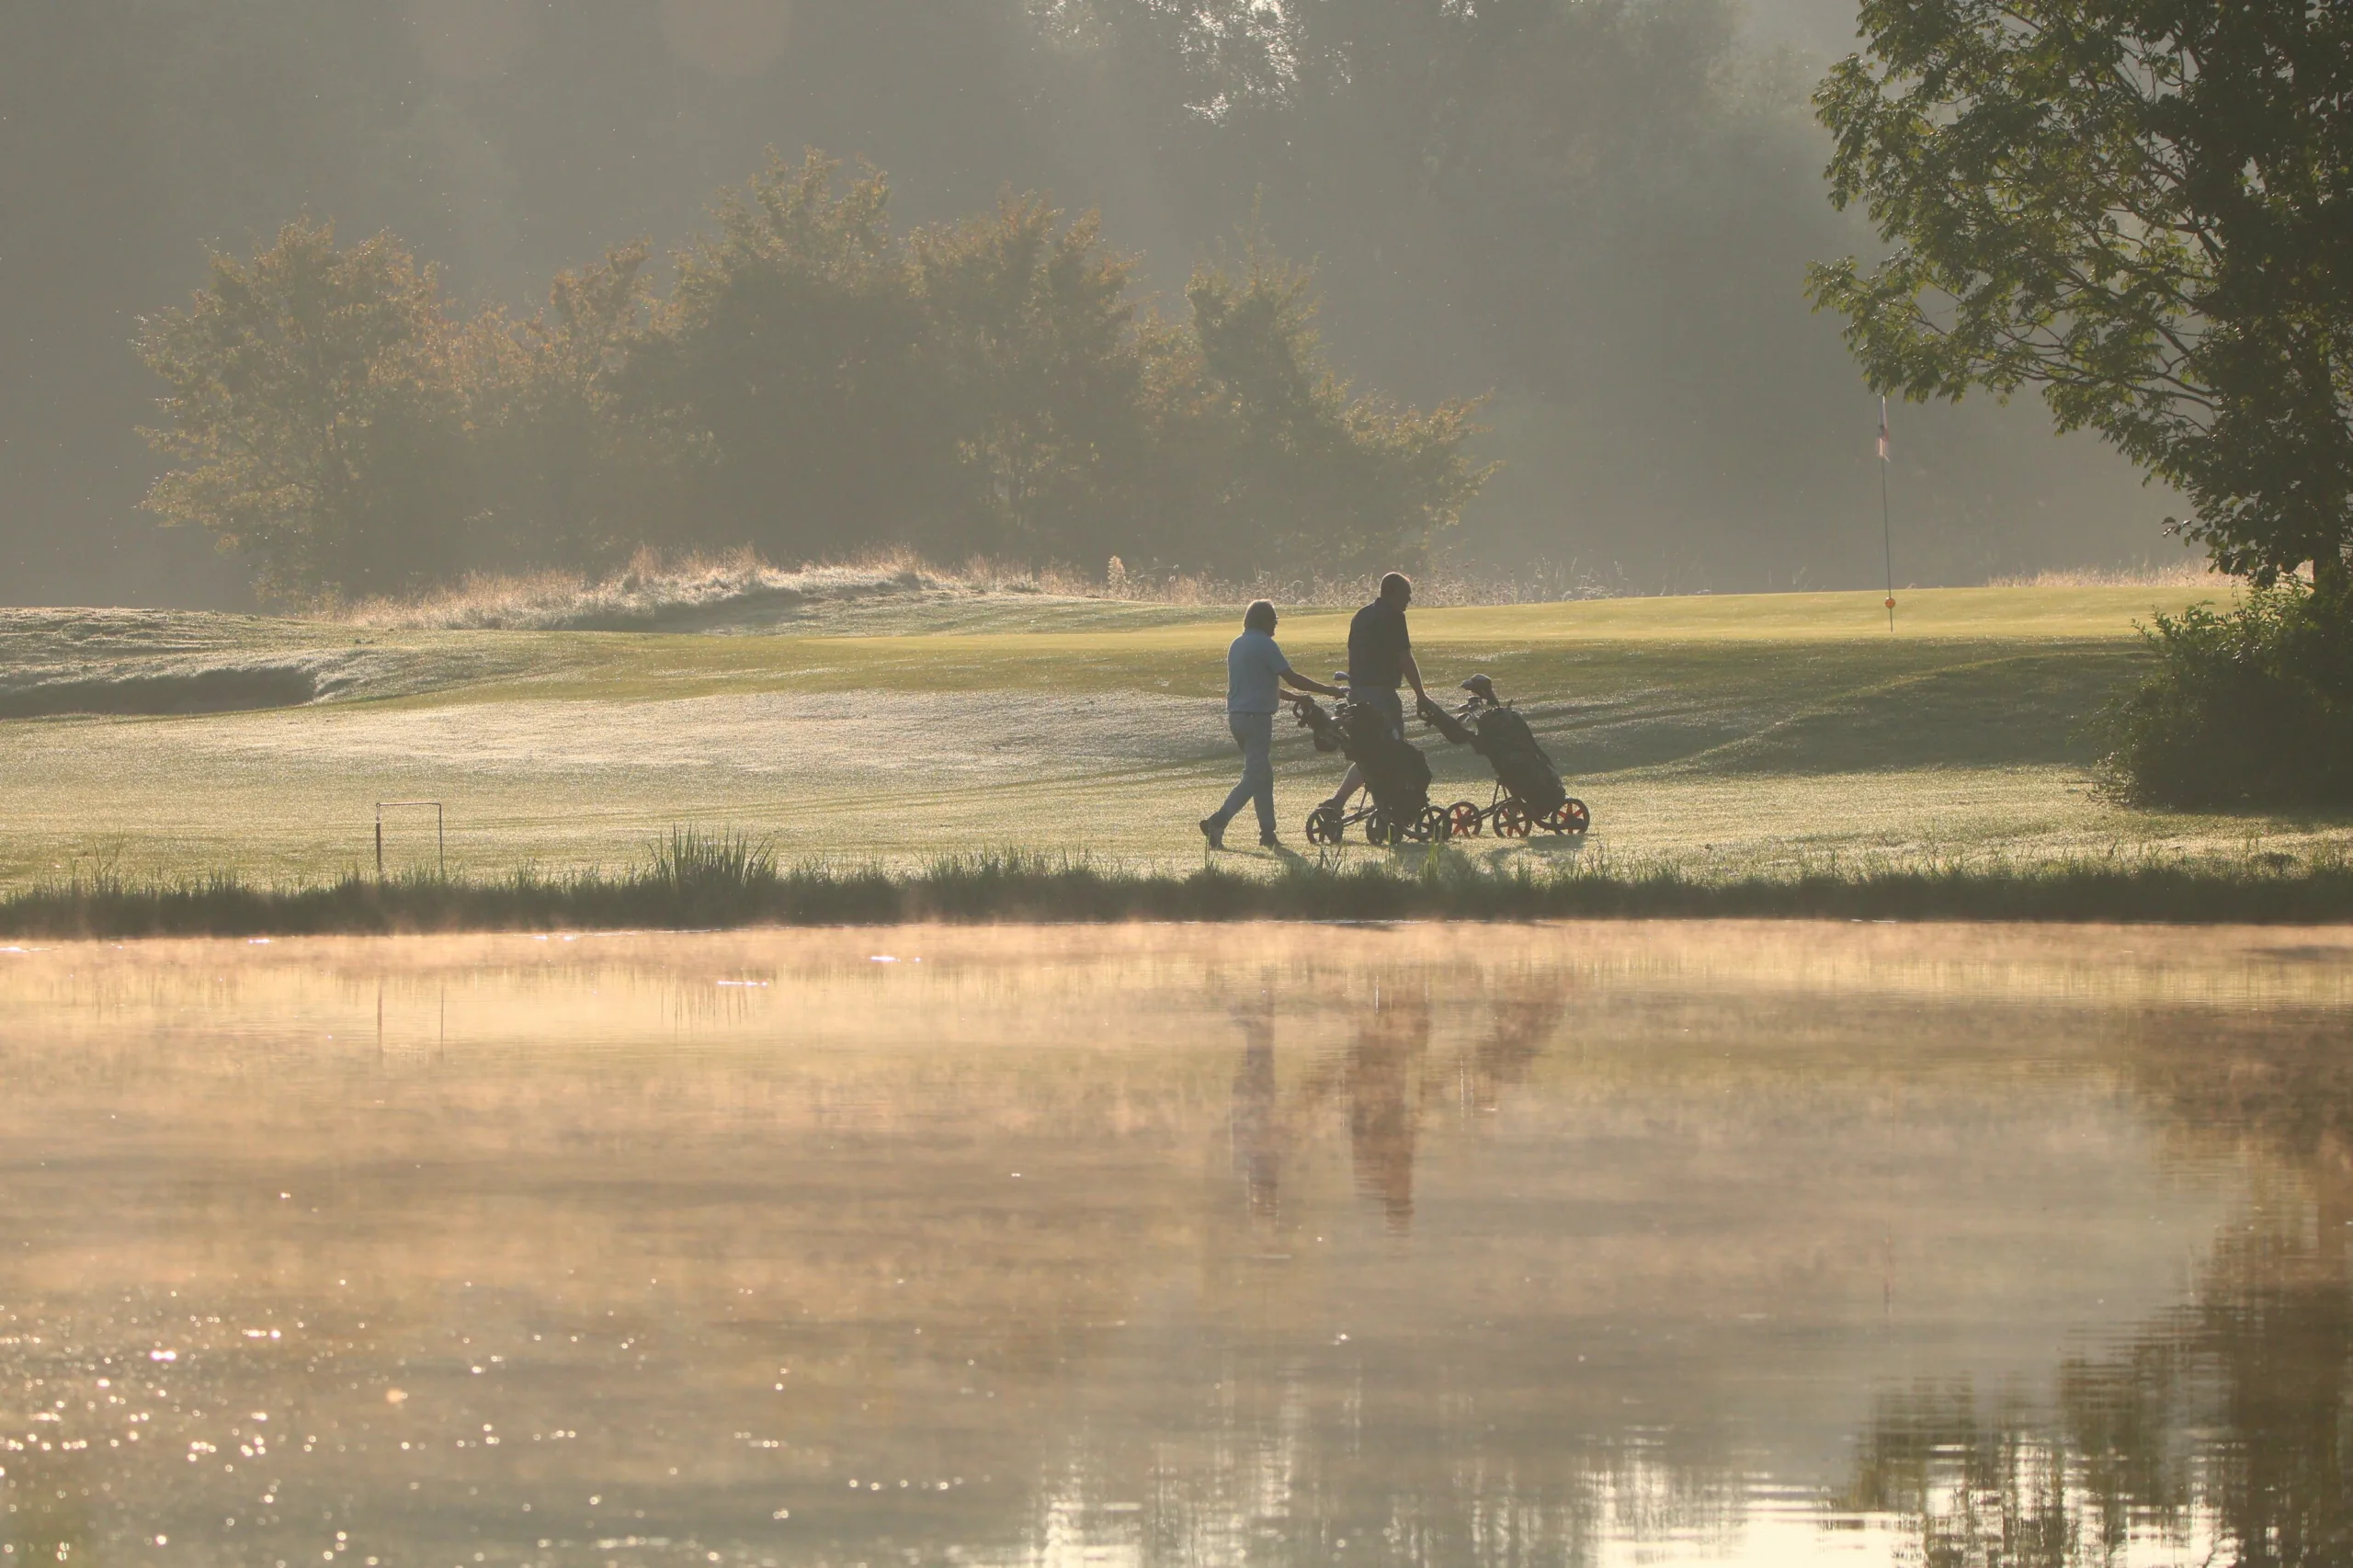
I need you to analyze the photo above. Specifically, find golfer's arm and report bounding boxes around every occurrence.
[1281,669,1342,698]
[1401,649,1427,699]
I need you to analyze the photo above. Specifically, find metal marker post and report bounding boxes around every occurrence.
[374,801,446,879]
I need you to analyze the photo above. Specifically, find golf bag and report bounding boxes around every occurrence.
[1421,688,1569,816]
[1291,694,1445,844]
[1340,701,1434,821]
[1466,704,1566,814]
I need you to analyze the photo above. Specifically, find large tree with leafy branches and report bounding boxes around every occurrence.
[1810,0,2353,594]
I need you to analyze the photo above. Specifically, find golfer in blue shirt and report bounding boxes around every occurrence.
[1202,600,1343,849]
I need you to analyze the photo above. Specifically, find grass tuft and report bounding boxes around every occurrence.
[649,826,779,892]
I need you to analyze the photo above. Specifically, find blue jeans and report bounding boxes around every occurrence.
[1211,710,1278,840]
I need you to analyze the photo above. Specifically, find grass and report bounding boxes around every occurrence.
[17,577,2353,925]
[8,835,2353,938]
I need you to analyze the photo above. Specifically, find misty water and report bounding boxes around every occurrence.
[3,923,2350,1568]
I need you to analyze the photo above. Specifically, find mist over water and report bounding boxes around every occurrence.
[1,3,2178,607]
[2,923,2347,1565]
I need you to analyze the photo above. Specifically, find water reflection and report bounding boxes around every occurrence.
[1230,1004,1284,1222]
[1341,989,1430,1232]
[1845,1007,2353,1567]
[1231,985,1570,1235]
[0,924,2349,1565]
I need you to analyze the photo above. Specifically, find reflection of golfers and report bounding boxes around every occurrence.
[1324,572,1428,813]
[1202,600,1342,850]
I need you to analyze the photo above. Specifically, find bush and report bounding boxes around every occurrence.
[2097,586,2353,809]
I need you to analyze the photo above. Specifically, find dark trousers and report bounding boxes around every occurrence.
[1353,683,1404,737]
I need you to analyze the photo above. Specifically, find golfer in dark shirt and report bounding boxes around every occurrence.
[1324,572,1429,812]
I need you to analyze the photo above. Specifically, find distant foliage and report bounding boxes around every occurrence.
[1820,0,2353,808]
[136,153,1487,599]
[1813,0,2353,593]
[2098,587,2353,809]
[137,221,472,597]
[1182,251,1489,569]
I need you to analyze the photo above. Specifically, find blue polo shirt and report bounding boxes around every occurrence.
[1225,629,1294,713]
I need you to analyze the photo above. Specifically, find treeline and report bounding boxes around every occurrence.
[137,152,1485,600]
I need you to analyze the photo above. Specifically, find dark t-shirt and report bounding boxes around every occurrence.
[1347,597,1412,689]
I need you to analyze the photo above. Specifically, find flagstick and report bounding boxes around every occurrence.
[1879,396,1895,635]
[1881,453,1895,634]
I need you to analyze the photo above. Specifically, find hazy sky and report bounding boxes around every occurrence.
[0,1,2185,606]
[1741,0,1868,56]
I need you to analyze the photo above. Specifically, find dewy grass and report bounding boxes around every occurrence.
[0,584,2296,900]
[5,835,2352,938]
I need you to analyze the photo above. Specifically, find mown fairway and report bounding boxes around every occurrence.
[7,583,2338,892]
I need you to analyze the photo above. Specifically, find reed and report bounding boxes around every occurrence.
[4,836,2349,939]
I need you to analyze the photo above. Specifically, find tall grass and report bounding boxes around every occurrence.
[648,826,778,891]
[4,835,2350,939]
[1984,560,2223,589]
[329,547,971,631]
[322,547,2229,633]
[322,546,1627,630]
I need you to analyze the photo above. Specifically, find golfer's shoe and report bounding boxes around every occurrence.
[1199,815,1226,851]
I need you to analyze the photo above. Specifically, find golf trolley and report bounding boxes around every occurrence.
[1422,675,1591,840]
[1288,686,1453,847]
[1440,787,1590,839]
[1305,794,1453,846]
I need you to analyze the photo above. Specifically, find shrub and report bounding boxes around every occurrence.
[2097,586,2353,809]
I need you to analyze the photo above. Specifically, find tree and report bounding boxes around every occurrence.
[623,150,951,562]
[910,195,1156,560]
[1811,0,2353,592]
[137,152,1490,595]
[137,219,475,598]
[1181,246,1489,571]
[475,243,660,573]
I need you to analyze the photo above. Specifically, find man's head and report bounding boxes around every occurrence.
[1379,572,1413,607]
[1244,598,1279,634]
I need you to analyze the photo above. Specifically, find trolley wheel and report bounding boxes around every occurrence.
[1448,800,1483,837]
[1306,805,1345,846]
[1417,803,1452,843]
[1364,810,1395,846]
[1495,800,1534,838]
[1544,798,1591,835]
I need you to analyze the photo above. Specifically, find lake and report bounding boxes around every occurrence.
[3,922,2349,1567]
